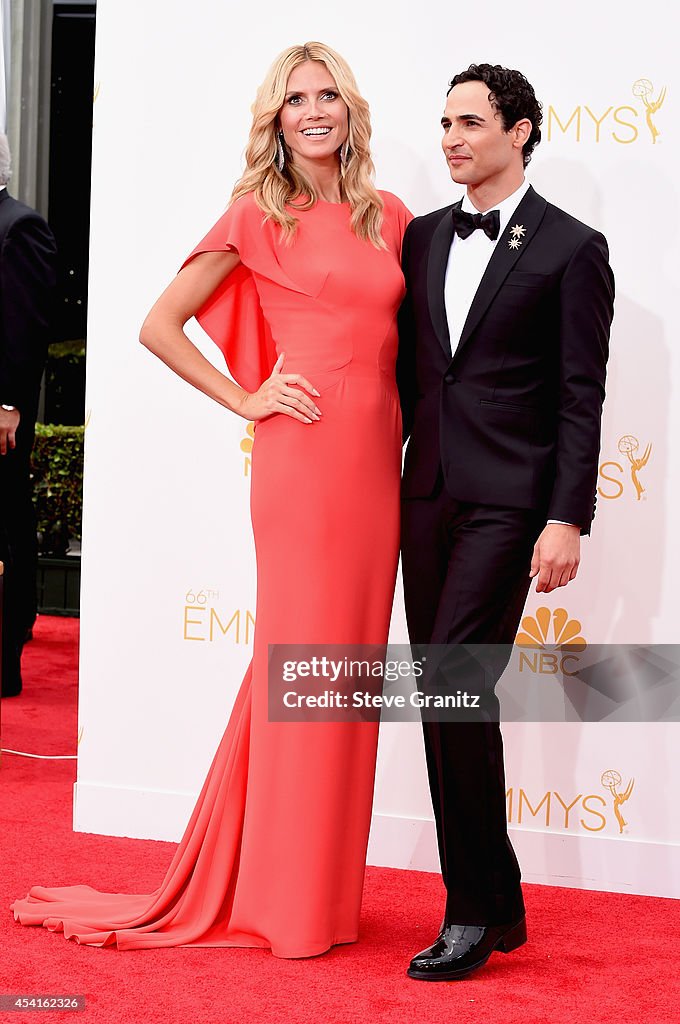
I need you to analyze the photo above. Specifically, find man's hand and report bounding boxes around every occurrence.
[529,523,580,593]
[0,407,20,455]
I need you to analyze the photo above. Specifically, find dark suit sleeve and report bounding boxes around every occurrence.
[0,213,58,411]
[547,231,614,533]
[396,219,417,443]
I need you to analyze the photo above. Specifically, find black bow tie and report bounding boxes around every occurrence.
[451,207,501,241]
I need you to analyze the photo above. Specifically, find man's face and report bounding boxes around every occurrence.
[441,80,524,187]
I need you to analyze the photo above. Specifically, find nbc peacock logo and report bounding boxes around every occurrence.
[516,607,587,675]
[240,422,255,477]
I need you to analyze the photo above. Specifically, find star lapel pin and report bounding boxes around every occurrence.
[508,223,526,250]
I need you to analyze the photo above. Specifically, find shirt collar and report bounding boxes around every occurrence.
[460,179,530,239]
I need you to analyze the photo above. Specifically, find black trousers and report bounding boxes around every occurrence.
[0,421,39,697]
[401,471,545,925]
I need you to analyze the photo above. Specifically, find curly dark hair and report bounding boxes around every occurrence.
[448,64,543,167]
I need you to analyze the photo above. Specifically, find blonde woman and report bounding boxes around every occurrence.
[12,43,411,958]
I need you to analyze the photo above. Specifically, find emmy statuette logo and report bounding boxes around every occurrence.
[601,769,635,834]
[516,606,587,675]
[598,434,652,502]
[632,79,666,143]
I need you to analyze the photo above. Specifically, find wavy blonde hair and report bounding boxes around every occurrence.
[231,42,385,248]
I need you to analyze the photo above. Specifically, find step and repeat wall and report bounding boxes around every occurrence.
[75,0,679,897]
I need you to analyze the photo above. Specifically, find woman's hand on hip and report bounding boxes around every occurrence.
[238,354,322,424]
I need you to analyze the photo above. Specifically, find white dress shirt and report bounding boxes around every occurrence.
[443,178,530,354]
[443,179,574,529]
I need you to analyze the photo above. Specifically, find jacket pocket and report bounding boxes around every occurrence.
[505,270,554,287]
[480,399,537,413]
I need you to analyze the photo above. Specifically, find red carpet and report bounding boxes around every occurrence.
[1,616,678,1023]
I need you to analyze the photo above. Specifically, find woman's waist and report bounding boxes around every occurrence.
[322,375,398,407]
[277,360,397,394]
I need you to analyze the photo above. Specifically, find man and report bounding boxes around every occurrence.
[397,65,614,980]
[0,132,57,697]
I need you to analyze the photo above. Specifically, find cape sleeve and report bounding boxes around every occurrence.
[378,190,414,260]
[179,193,278,394]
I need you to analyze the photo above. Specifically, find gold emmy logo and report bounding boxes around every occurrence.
[183,588,255,644]
[601,769,635,834]
[506,786,607,832]
[632,79,666,143]
[618,435,652,501]
[516,607,586,675]
[240,422,255,477]
[77,725,84,746]
[598,434,652,501]
[547,78,667,145]
[507,773,633,834]
[84,408,92,430]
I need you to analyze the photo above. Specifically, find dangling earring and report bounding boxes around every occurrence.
[276,131,286,172]
[340,139,351,168]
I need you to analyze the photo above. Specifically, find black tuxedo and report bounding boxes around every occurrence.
[397,186,614,925]
[0,189,57,696]
[398,186,614,529]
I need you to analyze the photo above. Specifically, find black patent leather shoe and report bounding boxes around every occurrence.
[407,916,527,981]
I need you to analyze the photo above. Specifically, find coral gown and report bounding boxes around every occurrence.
[11,190,412,957]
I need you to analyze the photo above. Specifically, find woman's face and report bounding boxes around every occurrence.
[278,61,349,168]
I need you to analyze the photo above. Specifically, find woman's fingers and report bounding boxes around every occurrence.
[271,352,286,375]
[275,398,313,424]
[279,391,320,420]
[280,372,320,397]
[243,359,322,423]
[281,385,321,418]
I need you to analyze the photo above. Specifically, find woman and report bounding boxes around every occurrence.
[11,41,411,958]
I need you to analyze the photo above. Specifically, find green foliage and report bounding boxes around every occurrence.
[32,424,84,554]
[45,340,86,426]
[48,339,86,360]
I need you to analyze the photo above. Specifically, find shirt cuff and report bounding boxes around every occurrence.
[546,519,578,527]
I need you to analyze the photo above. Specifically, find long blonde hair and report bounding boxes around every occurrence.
[231,42,385,248]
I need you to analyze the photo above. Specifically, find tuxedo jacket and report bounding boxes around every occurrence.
[397,186,615,533]
[0,190,57,421]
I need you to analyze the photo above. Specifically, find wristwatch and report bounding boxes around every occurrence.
[1,404,17,412]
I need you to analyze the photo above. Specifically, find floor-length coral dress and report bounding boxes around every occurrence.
[11,190,412,957]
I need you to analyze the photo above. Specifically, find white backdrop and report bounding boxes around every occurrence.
[0,0,8,132]
[75,0,679,899]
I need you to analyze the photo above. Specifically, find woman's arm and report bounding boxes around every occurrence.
[139,251,321,423]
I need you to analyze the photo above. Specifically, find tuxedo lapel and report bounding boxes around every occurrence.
[426,201,459,357]
[454,186,548,359]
